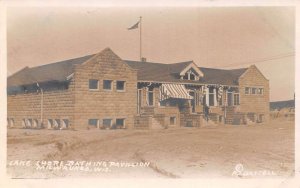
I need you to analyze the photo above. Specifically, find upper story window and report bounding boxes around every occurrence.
[257,88,264,95]
[103,80,112,90]
[245,87,250,95]
[246,87,264,95]
[182,69,199,81]
[116,81,126,91]
[89,79,99,90]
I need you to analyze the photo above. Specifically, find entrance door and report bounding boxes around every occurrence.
[189,91,196,113]
[137,89,142,114]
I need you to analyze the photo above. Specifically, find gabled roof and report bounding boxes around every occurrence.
[199,67,248,85]
[124,60,247,85]
[8,50,248,87]
[7,54,94,87]
[124,60,195,83]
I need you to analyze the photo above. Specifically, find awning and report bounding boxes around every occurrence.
[159,84,193,101]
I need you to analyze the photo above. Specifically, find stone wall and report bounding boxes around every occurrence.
[238,65,270,122]
[72,48,138,129]
[7,82,75,128]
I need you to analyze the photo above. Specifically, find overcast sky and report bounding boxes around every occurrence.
[7,6,294,101]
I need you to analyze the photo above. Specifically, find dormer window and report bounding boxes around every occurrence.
[179,63,203,81]
[182,69,198,81]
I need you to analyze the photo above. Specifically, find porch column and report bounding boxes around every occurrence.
[214,88,217,106]
[205,87,209,105]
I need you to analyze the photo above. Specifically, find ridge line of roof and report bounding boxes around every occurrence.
[28,54,96,70]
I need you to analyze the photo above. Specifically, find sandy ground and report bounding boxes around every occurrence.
[7,119,294,179]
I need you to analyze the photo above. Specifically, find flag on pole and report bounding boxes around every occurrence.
[128,21,140,30]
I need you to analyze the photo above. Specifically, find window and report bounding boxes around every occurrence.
[234,93,240,105]
[89,79,99,90]
[54,119,60,128]
[48,119,53,129]
[8,118,14,127]
[257,88,264,95]
[245,87,250,94]
[208,87,215,106]
[116,119,125,128]
[103,80,112,90]
[103,119,112,129]
[183,69,198,80]
[33,119,38,128]
[116,81,126,91]
[22,119,26,127]
[170,117,176,125]
[88,119,98,127]
[251,88,257,95]
[227,92,233,106]
[190,74,195,80]
[26,119,32,128]
[62,119,69,128]
[147,88,154,106]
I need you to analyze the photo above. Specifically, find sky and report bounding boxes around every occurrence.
[6,6,295,101]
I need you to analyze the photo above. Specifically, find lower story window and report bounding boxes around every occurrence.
[88,119,98,127]
[103,119,112,129]
[48,119,53,128]
[170,117,176,125]
[26,119,33,127]
[33,119,38,128]
[147,89,154,106]
[62,119,69,128]
[227,92,233,106]
[116,118,125,128]
[7,118,14,127]
[54,119,60,128]
[234,93,240,105]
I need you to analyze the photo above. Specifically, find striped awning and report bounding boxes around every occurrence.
[159,84,193,101]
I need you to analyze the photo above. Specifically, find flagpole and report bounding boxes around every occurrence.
[139,16,142,61]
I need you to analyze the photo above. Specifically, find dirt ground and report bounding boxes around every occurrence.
[7,119,294,179]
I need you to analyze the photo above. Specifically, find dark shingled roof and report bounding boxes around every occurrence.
[124,60,247,85]
[7,54,94,87]
[199,67,248,85]
[8,54,248,87]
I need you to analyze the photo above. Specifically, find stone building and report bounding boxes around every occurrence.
[7,48,269,129]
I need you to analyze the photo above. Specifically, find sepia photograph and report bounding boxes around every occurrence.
[3,2,296,183]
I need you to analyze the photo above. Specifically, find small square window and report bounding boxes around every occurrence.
[103,119,112,129]
[170,117,176,125]
[103,80,112,90]
[116,118,125,128]
[88,119,98,126]
[245,87,250,94]
[89,79,99,90]
[251,88,257,95]
[257,88,264,95]
[116,81,126,91]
